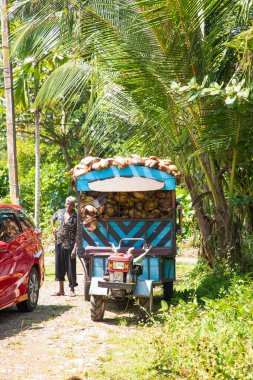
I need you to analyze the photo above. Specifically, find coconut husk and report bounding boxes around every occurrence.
[84,205,99,216]
[145,159,159,169]
[73,165,89,178]
[158,164,170,174]
[81,156,100,167]
[72,155,182,186]
[100,158,110,169]
[168,164,178,172]
[130,157,145,166]
[155,191,167,199]
[161,159,173,166]
[83,215,98,232]
[91,161,102,171]
[113,156,128,168]
[149,156,159,161]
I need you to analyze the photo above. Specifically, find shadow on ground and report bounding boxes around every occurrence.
[0,303,73,340]
[97,293,164,326]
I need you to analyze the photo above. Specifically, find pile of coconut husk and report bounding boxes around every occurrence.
[70,155,182,184]
[80,190,173,226]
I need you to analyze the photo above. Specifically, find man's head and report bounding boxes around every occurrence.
[65,196,76,211]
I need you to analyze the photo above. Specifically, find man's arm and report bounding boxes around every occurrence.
[71,241,77,259]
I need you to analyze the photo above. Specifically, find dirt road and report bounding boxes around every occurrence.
[0,253,197,380]
[0,258,141,380]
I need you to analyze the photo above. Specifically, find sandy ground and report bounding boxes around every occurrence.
[0,252,198,380]
[0,259,134,380]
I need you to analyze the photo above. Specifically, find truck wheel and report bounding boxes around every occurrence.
[163,282,174,301]
[17,267,39,312]
[90,295,105,322]
[84,280,91,302]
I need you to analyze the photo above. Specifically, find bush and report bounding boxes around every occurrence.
[150,260,253,379]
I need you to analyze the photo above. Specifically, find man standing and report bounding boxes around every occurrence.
[51,196,78,296]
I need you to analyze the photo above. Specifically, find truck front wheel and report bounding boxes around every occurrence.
[90,295,105,322]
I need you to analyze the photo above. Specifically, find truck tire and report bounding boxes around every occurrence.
[90,295,105,322]
[84,280,91,302]
[17,267,39,312]
[163,282,174,301]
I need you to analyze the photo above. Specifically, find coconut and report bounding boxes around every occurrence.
[100,158,110,169]
[73,165,89,178]
[144,200,157,211]
[81,156,100,167]
[168,164,178,172]
[161,159,173,166]
[145,159,159,169]
[129,157,145,166]
[91,162,102,171]
[84,205,98,215]
[133,192,146,200]
[135,202,143,211]
[158,164,170,174]
[155,191,167,199]
[149,156,159,161]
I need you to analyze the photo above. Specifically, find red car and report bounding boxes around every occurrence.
[0,204,44,312]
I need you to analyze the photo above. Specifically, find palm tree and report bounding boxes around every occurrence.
[11,0,253,264]
[1,0,19,204]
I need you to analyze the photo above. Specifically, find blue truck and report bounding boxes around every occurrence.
[75,160,181,321]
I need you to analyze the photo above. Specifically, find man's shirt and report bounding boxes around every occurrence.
[52,209,77,249]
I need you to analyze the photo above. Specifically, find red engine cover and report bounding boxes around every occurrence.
[109,252,133,262]
[108,252,133,273]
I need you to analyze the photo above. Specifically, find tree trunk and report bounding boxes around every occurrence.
[1,0,19,204]
[184,175,214,263]
[60,142,72,170]
[34,108,40,229]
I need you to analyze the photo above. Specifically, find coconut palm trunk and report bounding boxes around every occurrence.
[1,0,19,204]
[34,107,40,229]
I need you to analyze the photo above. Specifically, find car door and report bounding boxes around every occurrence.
[0,212,26,309]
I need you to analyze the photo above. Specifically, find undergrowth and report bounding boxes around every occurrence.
[92,259,253,380]
[151,259,253,379]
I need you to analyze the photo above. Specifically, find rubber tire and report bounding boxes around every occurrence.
[84,280,91,302]
[163,282,174,301]
[17,267,39,312]
[90,295,105,322]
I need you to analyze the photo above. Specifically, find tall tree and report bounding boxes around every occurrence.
[11,0,253,265]
[1,0,19,203]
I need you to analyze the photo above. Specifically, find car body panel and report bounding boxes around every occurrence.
[0,204,44,311]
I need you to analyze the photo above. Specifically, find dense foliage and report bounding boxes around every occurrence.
[89,260,253,380]
[0,136,74,229]
[151,261,253,379]
[1,0,252,267]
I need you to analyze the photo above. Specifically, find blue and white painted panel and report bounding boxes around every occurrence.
[82,222,108,247]
[147,221,172,247]
[164,258,175,280]
[109,221,145,247]
[76,166,176,191]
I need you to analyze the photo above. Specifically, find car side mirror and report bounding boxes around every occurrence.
[0,241,8,253]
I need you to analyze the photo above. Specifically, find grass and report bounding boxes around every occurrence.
[88,259,253,380]
[44,262,55,278]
